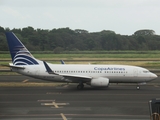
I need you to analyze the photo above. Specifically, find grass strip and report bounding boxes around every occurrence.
[0,82,65,87]
[1,53,160,59]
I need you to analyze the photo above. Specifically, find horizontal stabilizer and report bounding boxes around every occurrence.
[1,63,25,69]
[9,63,25,69]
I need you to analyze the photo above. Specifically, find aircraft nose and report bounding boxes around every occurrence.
[151,73,158,80]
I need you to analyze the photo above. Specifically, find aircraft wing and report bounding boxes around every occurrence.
[59,74,91,79]
[43,61,92,83]
[59,73,92,82]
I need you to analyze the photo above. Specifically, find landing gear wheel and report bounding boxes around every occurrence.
[77,84,84,90]
[136,86,140,90]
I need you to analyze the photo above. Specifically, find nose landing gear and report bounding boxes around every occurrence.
[136,82,146,90]
[136,86,140,90]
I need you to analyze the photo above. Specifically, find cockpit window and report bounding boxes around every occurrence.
[143,71,149,73]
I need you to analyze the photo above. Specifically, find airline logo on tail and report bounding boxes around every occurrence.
[13,48,39,65]
[5,32,39,65]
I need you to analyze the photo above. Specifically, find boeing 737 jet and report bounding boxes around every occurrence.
[5,32,157,90]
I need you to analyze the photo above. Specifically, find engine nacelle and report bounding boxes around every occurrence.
[91,77,109,87]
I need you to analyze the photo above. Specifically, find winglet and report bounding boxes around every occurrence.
[43,61,58,75]
[60,60,65,64]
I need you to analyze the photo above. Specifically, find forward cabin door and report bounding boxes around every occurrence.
[133,68,138,77]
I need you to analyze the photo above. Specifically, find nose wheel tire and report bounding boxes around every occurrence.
[136,86,140,90]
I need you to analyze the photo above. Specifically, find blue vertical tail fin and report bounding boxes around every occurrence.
[5,32,39,65]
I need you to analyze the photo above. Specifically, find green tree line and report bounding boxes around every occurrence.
[0,26,160,52]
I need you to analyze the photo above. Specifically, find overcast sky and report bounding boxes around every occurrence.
[0,0,160,35]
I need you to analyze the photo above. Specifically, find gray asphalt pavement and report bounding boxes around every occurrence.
[0,75,160,84]
[0,75,160,120]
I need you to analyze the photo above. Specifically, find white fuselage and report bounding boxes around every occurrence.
[12,60,157,84]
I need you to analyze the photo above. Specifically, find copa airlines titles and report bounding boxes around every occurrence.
[94,67,125,71]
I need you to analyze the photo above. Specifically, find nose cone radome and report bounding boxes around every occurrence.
[151,73,158,80]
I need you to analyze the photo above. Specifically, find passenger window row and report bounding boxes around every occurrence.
[53,71,127,74]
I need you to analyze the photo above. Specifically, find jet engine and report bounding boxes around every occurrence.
[90,77,109,87]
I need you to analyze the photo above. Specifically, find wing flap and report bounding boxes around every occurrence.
[60,73,92,79]
[60,74,92,83]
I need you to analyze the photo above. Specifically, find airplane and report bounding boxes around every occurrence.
[5,32,157,90]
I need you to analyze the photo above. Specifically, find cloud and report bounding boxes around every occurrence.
[1,0,160,35]
[2,6,21,18]
[2,6,30,20]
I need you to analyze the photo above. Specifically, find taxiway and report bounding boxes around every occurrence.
[0,75,160,120]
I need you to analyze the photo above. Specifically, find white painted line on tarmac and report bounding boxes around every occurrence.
[37,100,55,102]
[63,85,69,87]
[22,79,28,83]
[41,101,69,108]
[46,92,61,94]
[61,113,67,120]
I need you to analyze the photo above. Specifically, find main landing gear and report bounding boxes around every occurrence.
[77,82,84,90]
